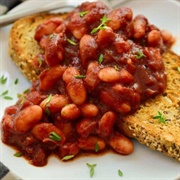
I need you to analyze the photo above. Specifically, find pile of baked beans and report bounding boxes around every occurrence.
[1,1,174,166]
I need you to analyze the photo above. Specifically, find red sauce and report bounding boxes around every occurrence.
[1,1,174,166]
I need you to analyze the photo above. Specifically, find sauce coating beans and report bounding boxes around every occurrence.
[1,1,174,166]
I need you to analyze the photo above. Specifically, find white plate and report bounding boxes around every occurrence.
[0,0,180,179]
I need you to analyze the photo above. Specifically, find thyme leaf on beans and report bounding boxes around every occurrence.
[37,58,43,67]
[98,54,103,64]
[79,11,89,17]
[134,50,146,59]
[14,152,22,157]
[62,154,74,161]
[67,38,77,45]
[118,169,123,177]
[49,34,54,39]
[153,111,166,124]
[0,75,7,84]
[86,163,97,177]
[45,94,52,104]
[177,67,180,72]
[74,75,86,79]
[95,142,99,152]
[114,65,119,71]
[49,132,61,141]
[14,78,18,85]
[91,14,111,34]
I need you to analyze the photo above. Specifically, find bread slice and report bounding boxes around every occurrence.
[9,14,180,161]
[9,13,67,82]
[118,50,180,161]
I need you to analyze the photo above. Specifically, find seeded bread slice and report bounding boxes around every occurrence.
[9,13,67,82]
[118,50,180,161]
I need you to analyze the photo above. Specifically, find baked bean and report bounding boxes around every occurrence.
[39,65,67,91]
[119,69,134,84]
[31,123,66,145]
[34,17,63,41]
[108,133,134,155]
[76,118,97,138]
[99,111,117,138]
[79,35,98,67]
[84,61,100,90]
[61,104,80,120]
[80,103,99,117]
[62,67,80,84]
[161,30,175,45]
[66,78,87,105]
[98,67,121,83]
[40,94,69,114]
[15,105,42,133]
[107,7,133,30]
[147,30,162,46]
[132,15,148,39]
[78,136,106,151]
[58,142,80,159]
[96,27,115,45]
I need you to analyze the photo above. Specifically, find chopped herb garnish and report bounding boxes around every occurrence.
[45,94,52,104]
[91,14,111,34]
[4,96,13,100]
[67,38,77,45]
[23,88,30,94]
[37,58,43,67]
[134,50,146,59]
[74,75,86,79]
[14,151,22,157]
[49,34,54,39]
[114,65,119,71]
[20,96,25,105]
[14,78,18,85]
[86,163,97,177]
[79,11,89,17]
[62,155,74,161]
[177,67,180,72]
[0,75,7,84]
[153,111,166,124]
[49,132,61,141]
[1,90,8,96]
[118,169,123,177]
[98,54,103,64]
[45,107,50,116]
[95,142,99,152]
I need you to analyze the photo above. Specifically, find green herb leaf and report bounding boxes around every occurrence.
[20,96,25,105]
[74,75,86,79]
[86,163,97,177]
[37,58,43,67]
[45,107,50,116]
[114,65,119,71]
[23,88,30,94]
[153,111,166,124]
[134,50,146,59]
[67,38,77,45]
[1,90,8,96]
[4,96,13,100]
[49,132,61,141]
[95,142,99,152]
[14,78,18,85]
[98,54,103,64]
[0,75,7,84]
[62,155,75,161]
[45,94,52,104]
[14,151,22,157]
[118,169,123,177]
[177,67,180,72]
[79,11,89,17]
[91,14,111,34]
[49,34,54,39]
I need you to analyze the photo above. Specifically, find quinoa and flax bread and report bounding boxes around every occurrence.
[8,14,180,161]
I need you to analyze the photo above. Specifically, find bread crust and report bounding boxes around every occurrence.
[118,50,180,161]
[9,13,67,81]
[9,14,180,161]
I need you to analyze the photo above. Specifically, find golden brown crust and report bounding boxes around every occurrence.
[118,50,180,161]
[9,13,67,82]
